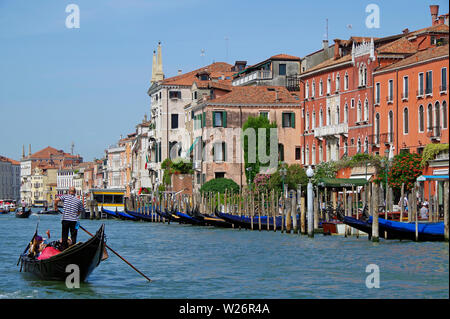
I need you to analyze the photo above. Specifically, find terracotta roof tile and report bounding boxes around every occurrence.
[161,62,234,86]
[376,36,418,54]
[206,86,300,105]
[377,44,449,72]
[0,155,20,165]
[301,54,352,75]
[270,54,301,61]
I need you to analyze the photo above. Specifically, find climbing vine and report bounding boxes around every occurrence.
[420,143,449,168]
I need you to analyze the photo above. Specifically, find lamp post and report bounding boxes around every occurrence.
[306,165,314,238]
[384,148,390,219]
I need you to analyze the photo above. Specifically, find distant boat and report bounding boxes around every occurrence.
[0,207,9,214]
[18,224,106,281]
[36,209,59,215]
[125,207,155,222]
[15,208,32,218]
[368,216,445,241]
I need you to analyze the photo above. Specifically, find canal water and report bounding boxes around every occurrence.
[0,210,448,299]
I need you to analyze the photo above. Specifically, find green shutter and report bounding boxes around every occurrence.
[290,113,295,128]
[202,112,206,128]
[212,111,217,127]
[223,111,227,128]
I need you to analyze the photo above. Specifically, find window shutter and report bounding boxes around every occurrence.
[223,111,227,128]
[202,112,206,128]
[290,113,295,128]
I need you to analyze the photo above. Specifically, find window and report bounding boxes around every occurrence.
[278,144,285,162]
[443,101,447,129]
[364,99,369,121]
[312,111,316,129]
[171,114,179,129]
[312,144,316,165]
[357,100,362,122]
[359,64,367,87]
[326,106,331,125]
[344,142,348,157]
[259,111,269,119]
[305,81,309,99]
[169,91,181,99]
[319,144,323,161]
[427,104,433,130]
[311,81,315,97]
[375,113,380,144]
[319,109,323,127]
[327,77,331,94]
[336,74,340,92]
[215,172,225,179]
[357,138,361,153]
[426,71,433,95]
[344,104,348,123]
[305,112,309,131]
[282,112,295,128]
[418,73,424,96]
[435,101,441,128]
[213,111,227,127]
[344,72,349,90]
[351,99,355,109]
[364,137,369,153]
[213,142,226,162]
[388,79,393,101]
[305,144,309,166]
[279,64,286,76]
[295,146,301,160]
[388,111,394,143]
[375,82,380,104]
[403,76,409,99]
[403,107,409,134]
[441,68,447,91]
[418,105,424,132]
[319,79,323,96]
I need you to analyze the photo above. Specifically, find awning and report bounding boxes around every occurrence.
[416,175,449,182]
[317,177,368,188]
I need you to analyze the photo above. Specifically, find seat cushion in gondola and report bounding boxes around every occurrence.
[37,247,61,260]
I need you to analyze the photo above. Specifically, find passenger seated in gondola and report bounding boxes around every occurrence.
[28,235,44,258]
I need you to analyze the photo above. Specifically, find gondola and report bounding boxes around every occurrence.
[195,213,233,228]
[125,207,155,222]
[18,224,106,282]
[368,216,445,241]
[15,208,32,218]
[217,212,288,230]
[342,216,372,235]
[173,210,206,225]
[102,207,137,221]
[36,209,59,215]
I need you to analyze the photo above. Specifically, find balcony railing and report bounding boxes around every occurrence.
[314,123,348,138]
[440,85,448,93]
[427,126,441,139]
[232,70,272,86]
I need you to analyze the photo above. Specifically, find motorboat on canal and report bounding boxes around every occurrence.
[18,224,106,282]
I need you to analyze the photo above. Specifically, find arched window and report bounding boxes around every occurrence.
[344,72,349,90]
[327,106,331,125]
[357,100,362,122]
[336,73,340,92]
[344,141,348,157]
[319,79,323,96]
[305,81,309,99]
[388,110,394,143]
[357,138,361,153]
[403,107,409,134]
[319,144,323,162]
[312,144,316,165]
[319,109,323,127]
[443,101,448,129]
[278,143,284,162]
[336,105,340,124]
[435,101,441,129]
[312,111,316,129]
[327,76,331,94]
[306,112,309,131]
[305,144,309,165]
[312,80,316,97]
[344,103,348,123]
[364,99,369,121]
[375,113,380,144]
[364,137,369,153]
[427,103,433,130]
[418,105,424,132]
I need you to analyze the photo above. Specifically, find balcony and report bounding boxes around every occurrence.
[427,126,441,140]
[232,70,272,86]
[416,89,424,98]
[314,123,348,138]
[440,85,448,94]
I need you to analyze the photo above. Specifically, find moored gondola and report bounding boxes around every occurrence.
[217,212,287,230]
[18,224,106,282]
[15,208,32,218]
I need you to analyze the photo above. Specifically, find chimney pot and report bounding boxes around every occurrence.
[402,28,409,34]
[333,39,341,60]
[430,5,439,25]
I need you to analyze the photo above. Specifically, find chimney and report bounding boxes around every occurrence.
[178,70,182,75]
[430,5,439,26]
[402,28,409,34]
[322,39,329,51]
[333,39,341,60]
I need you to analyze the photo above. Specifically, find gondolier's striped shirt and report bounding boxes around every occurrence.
[58,194,84,221]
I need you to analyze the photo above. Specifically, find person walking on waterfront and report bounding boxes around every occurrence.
[54,187,84,250]
[420,203,429,220]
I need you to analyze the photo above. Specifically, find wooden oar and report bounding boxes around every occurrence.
[57,209,152,282]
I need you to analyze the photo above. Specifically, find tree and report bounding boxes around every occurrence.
[242,115,277,186]
[199,178,240,194]
[267,164,308,193]
[311,161,338,186]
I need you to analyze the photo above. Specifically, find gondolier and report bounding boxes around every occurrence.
[54,187,85,250]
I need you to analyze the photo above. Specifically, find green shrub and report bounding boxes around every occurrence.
[200,178,240,194]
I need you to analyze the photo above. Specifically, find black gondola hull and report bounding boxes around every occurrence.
[15,209,32,218]
[19,224,105,282]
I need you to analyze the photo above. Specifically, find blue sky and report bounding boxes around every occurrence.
[1,0,448,162]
